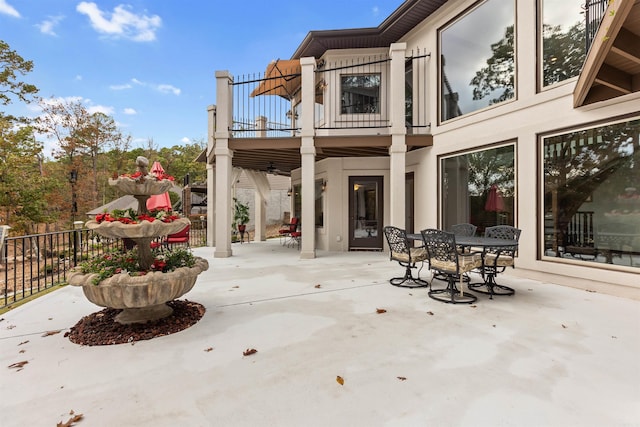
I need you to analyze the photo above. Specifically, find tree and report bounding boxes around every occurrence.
[0,39,39,107]
[0,117,57,233]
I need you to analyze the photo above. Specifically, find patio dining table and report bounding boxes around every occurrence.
[407,233,519,298]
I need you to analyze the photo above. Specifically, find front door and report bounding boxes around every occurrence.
[349,176,383,250]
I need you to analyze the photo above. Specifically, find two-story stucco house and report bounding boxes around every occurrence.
[202,0,640,298]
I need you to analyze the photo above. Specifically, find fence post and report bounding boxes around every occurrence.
[73,221,84,266]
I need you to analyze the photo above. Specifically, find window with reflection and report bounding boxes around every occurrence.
[341,74,380,114]
[542,118,640,268]
[540,0,586,88]
[441,144,515,234]
[291,181,325,227]
[439,0,515,122]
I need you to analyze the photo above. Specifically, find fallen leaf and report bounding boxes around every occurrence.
[397,376,407,381]
[612,336,617,339]
[586,289,596,293]
[470,305,477,308]
[243,348,257,356]
[204,347,214,352]
[8,360,28,370]
[232,286,239,288]
[426,311,434,316]
[562,324,567,328]
[56,412,83,427]
[315,284,322,288]
[18,340,29,346]
[492,325,496,328]
[336,375,344,385]
[19,349,25,354]
[376,308,387,314]
[42,330,62,337]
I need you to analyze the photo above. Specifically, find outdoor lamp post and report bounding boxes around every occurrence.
[69,169,78,224]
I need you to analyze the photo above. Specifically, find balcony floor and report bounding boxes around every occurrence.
[1,239,639,426]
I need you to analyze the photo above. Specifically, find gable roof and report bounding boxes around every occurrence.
[292,0,449,59]
[574,0,640,106]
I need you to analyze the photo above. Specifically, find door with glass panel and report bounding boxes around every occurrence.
[349,176,383,250]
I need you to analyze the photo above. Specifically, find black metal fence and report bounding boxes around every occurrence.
[231,49,431,136]
[1,219,207,309]
[585,0,608,52]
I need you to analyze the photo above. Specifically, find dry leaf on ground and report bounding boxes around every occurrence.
[243,348,257,356]
[397,376,407,381]
[57,411,83,427]
[204,347,214,352]
[315,284,322,288]
[336,375,344,385]
[8,360,28,370]
[42,330,62,337]
[376,308,387,314]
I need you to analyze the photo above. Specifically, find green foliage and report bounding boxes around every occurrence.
[0,39,39,106]
[470,25,515,105]
[77,247,196,285]
[232,197,250,228]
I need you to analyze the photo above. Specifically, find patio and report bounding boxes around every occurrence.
[1,239,639,426]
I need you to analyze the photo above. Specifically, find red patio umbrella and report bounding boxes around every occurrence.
[146,162,172,211]
[484,184,504,212]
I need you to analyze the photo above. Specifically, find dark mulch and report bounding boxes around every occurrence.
[64,300,205,346]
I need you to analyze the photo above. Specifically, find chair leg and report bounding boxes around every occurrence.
[390,263,429,288]
[428,274,477,304]
[468,266,515,299]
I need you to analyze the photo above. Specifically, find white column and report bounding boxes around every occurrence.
[254,193,266,241]
[214,70,234,258]
[206,105,216,247]
[389,43,407,228]
[300,57,316,259]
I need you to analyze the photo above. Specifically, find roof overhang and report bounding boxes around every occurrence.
[574,0,640,107]
[198,135,433,176]
[292,0,448,59]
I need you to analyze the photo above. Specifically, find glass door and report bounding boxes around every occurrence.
[349,176,383,250]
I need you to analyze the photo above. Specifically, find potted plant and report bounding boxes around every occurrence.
[233,198,250,238]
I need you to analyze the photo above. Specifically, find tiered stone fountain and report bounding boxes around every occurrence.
[68,157,208,324]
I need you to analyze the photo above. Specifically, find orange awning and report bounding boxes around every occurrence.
[250,59,301,99]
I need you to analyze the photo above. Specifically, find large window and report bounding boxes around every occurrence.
[341,74,380,114]
[439,0,515,122]
[542,118,640,268]
[291,180,325,227]
[441,144,515,234]
[540,0,586,88]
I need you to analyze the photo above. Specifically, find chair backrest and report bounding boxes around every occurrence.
[168,225,190,241]
[485,225,521,241]
[289,217,299,232]
[420,228,459,273]
[450,223,477,237]
[484,225,521,255]
[383,226,410,260]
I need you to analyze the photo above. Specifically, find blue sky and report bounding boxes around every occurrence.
[1,0,402,154]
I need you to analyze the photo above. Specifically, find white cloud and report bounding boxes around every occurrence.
[37,15,64,36]
[75,75,83,81]
[126,78,180,95]
[180,137,190,143]
[109,83,132,90]
[87,104,114,115]
[76,2,162,42]
[0,0,20,18]
[123,108,137,115]
[157,84,181,96]
[372,6,379,16]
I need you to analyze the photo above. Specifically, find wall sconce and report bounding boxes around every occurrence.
[287,188,292,197]
[321,180,327,192]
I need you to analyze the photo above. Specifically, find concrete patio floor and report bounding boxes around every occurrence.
[1,238,639,427]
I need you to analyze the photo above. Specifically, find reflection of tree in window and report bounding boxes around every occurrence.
[470,25,515,106]
[341,74,380,114]
[543,119,640,263]
[542,22,585,86]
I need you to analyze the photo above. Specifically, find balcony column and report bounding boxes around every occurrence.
[389,42,407,228]
[300,56,316,259]
[206,105,216,247]
[214,70,234,258]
